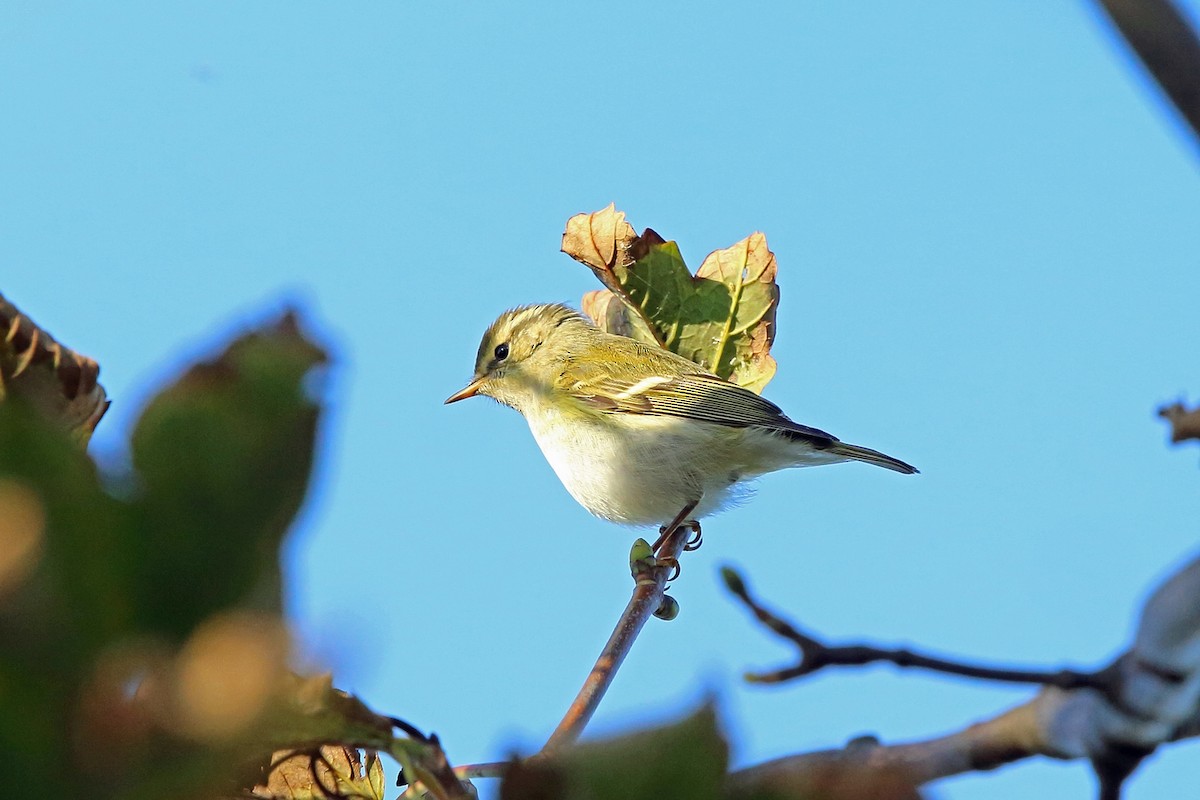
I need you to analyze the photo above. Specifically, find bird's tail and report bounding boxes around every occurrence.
[829,442,919,474]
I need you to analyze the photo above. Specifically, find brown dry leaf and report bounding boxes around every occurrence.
[0,292,109,441]
[580,290,637,339]
[253,747,384,800]
[560,203,638,280]
[561,206,662,346]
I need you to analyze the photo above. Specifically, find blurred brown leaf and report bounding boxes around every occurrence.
[0,292,109,440]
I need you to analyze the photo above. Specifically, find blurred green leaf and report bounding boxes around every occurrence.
[564,205,780,393]
[129,311,327,637]
[0,399,131,644]
[501,704,727,800]
[0,399,131,797]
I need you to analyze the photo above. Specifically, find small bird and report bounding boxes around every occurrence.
[446,304,916,531]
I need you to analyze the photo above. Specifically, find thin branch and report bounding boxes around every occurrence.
[1095,0,1200,150]
[398,761,508,791]
[540,522,692,753]
[1159,400,1200,443]
[720,567,1110,693]
[723,553,1200,800]
[731,691,1054,792]
[453,762,508,781]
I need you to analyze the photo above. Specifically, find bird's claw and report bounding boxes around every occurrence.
[652,520,701,553]
[657,556,681,582]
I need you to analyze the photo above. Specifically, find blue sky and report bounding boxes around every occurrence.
[3,3,1200,798]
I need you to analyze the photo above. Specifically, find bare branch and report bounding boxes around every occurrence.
[731,695,1047,791]
[723,550,1200,798]
[1159,400,1200,443]
[720,566,1107,692]
[540,523,693,753]
[1095,0,1200,151]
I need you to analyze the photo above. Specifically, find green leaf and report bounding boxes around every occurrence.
[366,750,386,799]
[563,205,780,393]
[128,310,327,638]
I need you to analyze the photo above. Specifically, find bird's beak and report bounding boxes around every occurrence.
[445,376,486,404]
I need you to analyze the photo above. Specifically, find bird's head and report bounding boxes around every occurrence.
[445,303,591,412]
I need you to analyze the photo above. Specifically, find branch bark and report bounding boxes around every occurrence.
[540,527,691,754]
[1159,400,1200,443]
[1095,0,1200,150]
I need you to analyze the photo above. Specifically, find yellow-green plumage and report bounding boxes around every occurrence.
[447,304,916,527]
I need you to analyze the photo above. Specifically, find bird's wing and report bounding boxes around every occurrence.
[562,364,838,448]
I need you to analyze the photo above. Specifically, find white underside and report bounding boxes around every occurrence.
[525,403,848,527]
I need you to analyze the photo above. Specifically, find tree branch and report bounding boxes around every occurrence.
[731,690,1057,792]
[720,566,1110,692]
[722,550,1200,799]
[1159,400,1200,443]
[540,526,691,753]
[1094,0,1200,150]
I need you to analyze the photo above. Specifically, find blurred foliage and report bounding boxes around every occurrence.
[563,205,780,393]
[0,310,449,800]
[499,704,921,800]
[502,706,728,800]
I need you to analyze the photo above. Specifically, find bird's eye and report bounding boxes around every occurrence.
[494,343,510,361]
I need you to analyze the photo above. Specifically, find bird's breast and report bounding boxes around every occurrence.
[522,403,751,526]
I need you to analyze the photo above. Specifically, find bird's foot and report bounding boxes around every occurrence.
[651,519,701,553]
[656,556,681,582]
[650,501,702,581]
